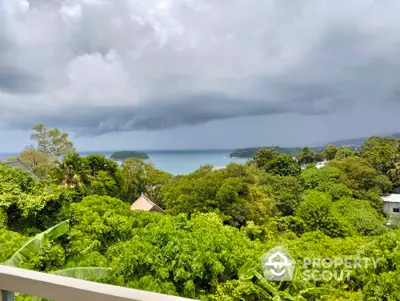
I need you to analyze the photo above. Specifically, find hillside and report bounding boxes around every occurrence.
[229,146,324,158]
[230,133,400,158]
[328,133,400,146]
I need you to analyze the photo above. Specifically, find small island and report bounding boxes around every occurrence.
[110,151,149,160]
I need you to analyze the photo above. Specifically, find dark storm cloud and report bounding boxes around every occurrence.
[1,0,400,135]
[0,66,41,93]
[5,90,339,135]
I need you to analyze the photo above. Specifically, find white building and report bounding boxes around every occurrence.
[381,194,400,216]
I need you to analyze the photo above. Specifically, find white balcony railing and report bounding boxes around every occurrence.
[0,265,197,301]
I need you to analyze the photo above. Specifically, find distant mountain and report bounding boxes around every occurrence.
[229,133,400,158]
[327,133,400,147]
[229,146,325,158]
[326,137,369,147]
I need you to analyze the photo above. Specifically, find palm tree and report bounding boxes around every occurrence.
[52,153,88,190]
[1,221,110,279]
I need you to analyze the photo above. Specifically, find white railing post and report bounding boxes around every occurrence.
[0,290,14,301]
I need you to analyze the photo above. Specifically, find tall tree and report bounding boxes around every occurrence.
[121,158,172,205]
[253,148,279,169]
[264,155,301,177]
[31,124,75,157]
[361,136,399,175]
[296,147,315,165]
[334,147,356,160]
[324,144,339,161]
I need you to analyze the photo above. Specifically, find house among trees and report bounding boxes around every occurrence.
[130,193,165,214]
[381,194,400,216]
[4,158,40,180]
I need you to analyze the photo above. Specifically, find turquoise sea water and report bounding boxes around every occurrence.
[0,150,249,175]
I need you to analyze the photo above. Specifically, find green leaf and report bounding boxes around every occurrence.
[238,261,256,280]
[5,220,69,267]
[51,267,111,280]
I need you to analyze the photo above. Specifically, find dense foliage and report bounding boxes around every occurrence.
[1,126,400,301]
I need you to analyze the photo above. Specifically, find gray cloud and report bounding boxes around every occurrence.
[0,66,41,93]
[1,0,400,135]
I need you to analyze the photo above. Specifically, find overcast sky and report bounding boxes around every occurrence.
[1,0,400,152]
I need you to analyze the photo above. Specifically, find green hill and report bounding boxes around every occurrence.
[110,151,149,160]
[229,146,324,158]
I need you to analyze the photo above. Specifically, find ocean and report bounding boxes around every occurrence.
[0,150,249,175]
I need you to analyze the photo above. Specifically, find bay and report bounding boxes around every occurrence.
[0,150,249,175]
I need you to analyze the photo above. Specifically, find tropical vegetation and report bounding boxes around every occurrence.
[1,125,400,300]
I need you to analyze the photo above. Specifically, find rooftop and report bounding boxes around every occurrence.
[2,158,40,180]
[381,194,400,203]
[130,193,165,214]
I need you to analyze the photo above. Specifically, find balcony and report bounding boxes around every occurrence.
[0,265,196,301]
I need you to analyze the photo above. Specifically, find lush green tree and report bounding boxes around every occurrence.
[162,166,273,227]
[296,147,315,165]
[295,191,351,237]
[253,148,279,169]
[355,229,400,300]
[30,124,75,157]
[315,181,352,201]
[328,157,391,198]
[0,162,36,192]
[324,145,339,161]
[82,154,123,197]
[246,186,275,225]
[362,136,399,154]
[83,154,118,177]
[277,216,307,236]
[362,137,398,175]
[120,158,172,206]
[262,174,303,216]
[0,163,71,235]
[85,171,120,197]
[163,169,254,227]
[361,136,400,192]
[69,195,139,254]
[333,198,386,236]
[106,213,260,298]
[300,166,341,190]
[388,161,400,192]
[264,155,301,177]
[334,147,356,160]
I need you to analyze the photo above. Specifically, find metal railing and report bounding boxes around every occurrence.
[0,265,196,301]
